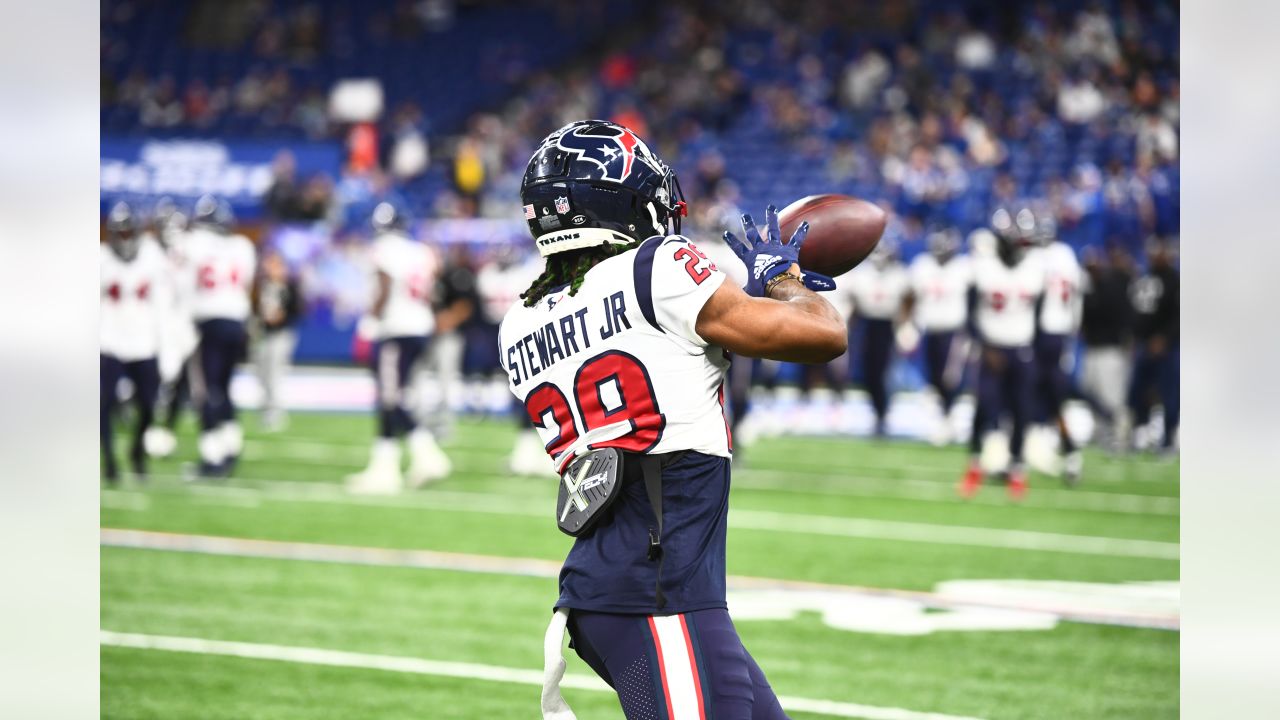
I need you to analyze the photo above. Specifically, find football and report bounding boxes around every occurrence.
[779,194,887,277]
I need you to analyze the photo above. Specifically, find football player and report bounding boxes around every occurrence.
[183,196,256,478]
[840,238,910,437]
[101,202,168,482]
[1031,212,1085,482]
[959,208,1045,500]
[905,227,972,444]
[507,121,844,720]
[1127,236,1179,454]
[144,198,198,458]
[346,202,451,493]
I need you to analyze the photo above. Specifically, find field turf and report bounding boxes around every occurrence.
[101,412,1178,719]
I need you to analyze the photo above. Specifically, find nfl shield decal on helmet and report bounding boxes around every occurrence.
[555,196,570,214]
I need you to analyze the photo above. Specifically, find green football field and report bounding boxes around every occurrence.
[101,411,1179,719]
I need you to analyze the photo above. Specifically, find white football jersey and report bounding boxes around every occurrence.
[101,237,169,361]
[500,235,732,470]
[183,227,256,322]
[841,261,909,321]
[371,231,436,338]
[1037,242,1083,335]
[909,254,972,332]
[972,252,1045,348]
[478,255,544,325]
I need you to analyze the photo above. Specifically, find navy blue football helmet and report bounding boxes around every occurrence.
[520,120,686,257]
[106,201,142,262]
[193,194,235,232]
[991,206,1036,267]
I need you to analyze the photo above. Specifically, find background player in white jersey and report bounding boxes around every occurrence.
[144,198,199,458]
[183,196,256,478]
[101,203,169,483]
[904,228,971,443]
[506,120,844,720]
[346,202,451,494]
[1031,213,1085,482]
[959,208,1045,500]
[840,238,910,437]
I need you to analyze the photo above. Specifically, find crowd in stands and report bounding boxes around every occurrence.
[103,0,1178,257]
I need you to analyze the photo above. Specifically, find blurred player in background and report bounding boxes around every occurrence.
[347,202,451,494]
[1128,237,1179,455]
[842,238,909,437]
[101,202,169,483]
[510,120,843,720]
[905,227,971,444]
[960,208,1044,500]
[1031,212,1085,482]
[426,243,478,438]
[143,198,198,458]
[252,250,303,432]
[184,196,256,478]
[1080,245,1134,451]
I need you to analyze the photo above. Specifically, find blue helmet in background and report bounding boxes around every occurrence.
[520,120,686,257]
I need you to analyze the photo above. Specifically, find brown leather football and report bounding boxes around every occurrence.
[778,194,887,277]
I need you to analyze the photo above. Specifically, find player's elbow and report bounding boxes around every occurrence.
[810,323,848,362]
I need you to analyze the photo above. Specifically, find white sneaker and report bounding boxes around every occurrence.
[928,416,953,447]
[347,440,404,495]
[509,430,555,477]
[407,429,451,488]
[1062,450,1084,486]
[144,426,177,458]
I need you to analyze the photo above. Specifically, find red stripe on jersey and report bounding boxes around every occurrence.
[717,382,732,452]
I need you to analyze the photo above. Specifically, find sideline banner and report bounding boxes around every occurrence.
[100,137,342,217]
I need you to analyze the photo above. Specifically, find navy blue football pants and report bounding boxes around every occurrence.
[195,319,247,431]
[922,330,959,413]
[101,354,160,479]
[568,608,788,720]
[858,318,894,430]
[970,345,1035,462]
[372,336,427,438]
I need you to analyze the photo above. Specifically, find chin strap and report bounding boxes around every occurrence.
[541,608,575,720]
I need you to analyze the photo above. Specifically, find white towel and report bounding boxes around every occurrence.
[541,608,576,720]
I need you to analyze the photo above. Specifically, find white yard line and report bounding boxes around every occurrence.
[99,528,1180,631]
[222,435,1179,514]
[133,475,1176,560]
[100,630,986,720]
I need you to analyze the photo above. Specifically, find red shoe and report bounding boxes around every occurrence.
[958,464,983,499]
[1007,469,1028,501]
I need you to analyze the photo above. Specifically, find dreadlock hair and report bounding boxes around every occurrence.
[521,241,639,307]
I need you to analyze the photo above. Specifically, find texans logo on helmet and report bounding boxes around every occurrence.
[553,124,659,183]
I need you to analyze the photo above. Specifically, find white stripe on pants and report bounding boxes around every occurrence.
[649,615,703,720]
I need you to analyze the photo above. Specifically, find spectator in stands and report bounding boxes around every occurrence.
[252,251,303,431]
[139,76,183,128]
[264,151,301,221]
[1080,244,1134,451]
[1127,237,1179,454]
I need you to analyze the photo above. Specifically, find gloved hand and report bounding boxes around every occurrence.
[723,205,836,297]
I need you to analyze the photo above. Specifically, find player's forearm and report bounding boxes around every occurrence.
[762,277,848,361]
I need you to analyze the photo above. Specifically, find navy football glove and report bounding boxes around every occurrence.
[723,205,836,297]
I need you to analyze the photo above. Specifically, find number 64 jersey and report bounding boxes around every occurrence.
[499,235,733,471]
